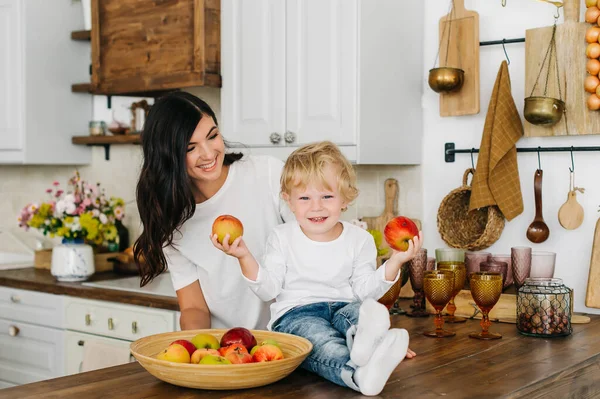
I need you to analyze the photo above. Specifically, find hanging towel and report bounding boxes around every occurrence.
[81,339,132,372]
[469,61,524,221]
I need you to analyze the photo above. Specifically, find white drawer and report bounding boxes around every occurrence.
[0,318,65,385]
[0,286,64,329]
[64,330,134,376]
[64,297,175,341]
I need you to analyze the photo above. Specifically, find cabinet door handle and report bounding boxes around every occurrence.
[85,314,91,326]
[10,295,20,303]
[269,132,281,144]
[108,317,114,330]
[132,321,138,334]
[284,131,296,144]
[78,340,85,346]
[8,325,20,337]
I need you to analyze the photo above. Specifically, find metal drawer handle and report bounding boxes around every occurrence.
[85,314,91,326]
[108,317,114,330]
[132,321,137,334]
[8,325,20,337]
[10,295,20,303]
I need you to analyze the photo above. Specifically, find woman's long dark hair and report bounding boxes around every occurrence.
[135,92,243,287]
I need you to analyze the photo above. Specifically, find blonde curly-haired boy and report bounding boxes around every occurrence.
[212,141,422,396]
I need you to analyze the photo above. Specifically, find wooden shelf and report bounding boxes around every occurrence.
[72,135,141,160]
[71,30,91,41]
[72,135,141,145]
[71,83,177,98]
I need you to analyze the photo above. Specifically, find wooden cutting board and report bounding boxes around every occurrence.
[438,0,480,117]
[585,217,600,308]
[426,289,591,324]
[525,0,600,136]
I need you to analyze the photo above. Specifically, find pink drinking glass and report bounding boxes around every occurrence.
[465,251,491,288]
[427,257,436,271]
[406,249,429,317]
[489,254,513,288]
[530,251,556,278]
[511,247,532,289]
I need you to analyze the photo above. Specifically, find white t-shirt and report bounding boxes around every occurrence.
[245,220,400,330]
[166,155,294,330]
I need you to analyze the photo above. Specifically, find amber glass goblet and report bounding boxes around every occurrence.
[407,249,429,317]
[469,272,503,340]
[437,261,467,323]
[423,270,456,338]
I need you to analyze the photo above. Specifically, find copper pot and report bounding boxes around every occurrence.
[523,96,565,126]
[428,67,465,93]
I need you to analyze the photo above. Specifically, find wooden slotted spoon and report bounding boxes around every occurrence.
[558,170,585,230]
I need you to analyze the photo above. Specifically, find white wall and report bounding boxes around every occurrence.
[422,0,600,314]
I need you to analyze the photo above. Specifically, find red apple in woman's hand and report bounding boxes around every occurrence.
[384,216,419,252]
[212,215,244,245]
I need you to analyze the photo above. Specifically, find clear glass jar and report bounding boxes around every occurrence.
[516,278,572,337]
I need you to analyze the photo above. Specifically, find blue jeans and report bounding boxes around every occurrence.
[271,301,360,391]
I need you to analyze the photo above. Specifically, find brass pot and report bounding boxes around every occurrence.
[523,96,565,126]
[428,67,465,93]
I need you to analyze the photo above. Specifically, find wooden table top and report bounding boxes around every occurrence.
[4,302,600,399]
[0,268,179,310]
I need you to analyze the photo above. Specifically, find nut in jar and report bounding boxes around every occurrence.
[516,278,572,337]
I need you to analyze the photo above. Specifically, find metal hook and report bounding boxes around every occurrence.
[470,148,476,169]
[569,146,575,173]
[537,147,542,170]
[502,39,510,66]
[502,0,507,6]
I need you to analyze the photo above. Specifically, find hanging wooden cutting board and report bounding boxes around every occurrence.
[525,0,600,136]
[438,0,480,117]
[585,217,600,308]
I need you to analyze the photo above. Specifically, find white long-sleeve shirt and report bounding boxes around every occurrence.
[244,220,400,329]
[166,155,294,330]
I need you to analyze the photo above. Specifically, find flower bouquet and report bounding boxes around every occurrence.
[18,171,126,251]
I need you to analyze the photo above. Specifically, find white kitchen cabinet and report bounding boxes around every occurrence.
[0,0,91,164]
[221,0,423,164]
[0,287,65,386]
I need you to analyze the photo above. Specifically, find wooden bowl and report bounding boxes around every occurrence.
[130,329,313,390]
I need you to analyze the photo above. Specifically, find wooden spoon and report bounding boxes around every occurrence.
[558,171,585,230]
[526,169,550,243]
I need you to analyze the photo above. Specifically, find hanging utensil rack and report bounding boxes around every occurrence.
[444,142,600,162]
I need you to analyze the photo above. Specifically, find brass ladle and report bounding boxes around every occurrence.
[526,169,550,243]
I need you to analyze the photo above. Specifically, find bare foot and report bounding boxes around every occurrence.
[405,348,416,359]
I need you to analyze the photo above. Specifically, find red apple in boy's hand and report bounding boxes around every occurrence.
[220,327,257,352]
[212,215,244,245]
[384,216,419,252]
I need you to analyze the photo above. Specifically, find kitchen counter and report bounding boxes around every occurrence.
[0,268,179,311]
[3,303,600,398]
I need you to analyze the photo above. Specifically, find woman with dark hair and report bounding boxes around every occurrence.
[135,92,293,330]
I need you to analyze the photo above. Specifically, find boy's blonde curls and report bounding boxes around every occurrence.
[281,141,359,206]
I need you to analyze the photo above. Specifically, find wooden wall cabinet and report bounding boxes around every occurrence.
[90,0,221,94]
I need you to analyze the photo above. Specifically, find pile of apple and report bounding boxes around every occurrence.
[156,327,284,365]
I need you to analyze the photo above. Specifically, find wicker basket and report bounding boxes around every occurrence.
[437,168,505,251]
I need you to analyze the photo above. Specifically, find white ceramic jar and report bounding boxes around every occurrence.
[51,240,95,282]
